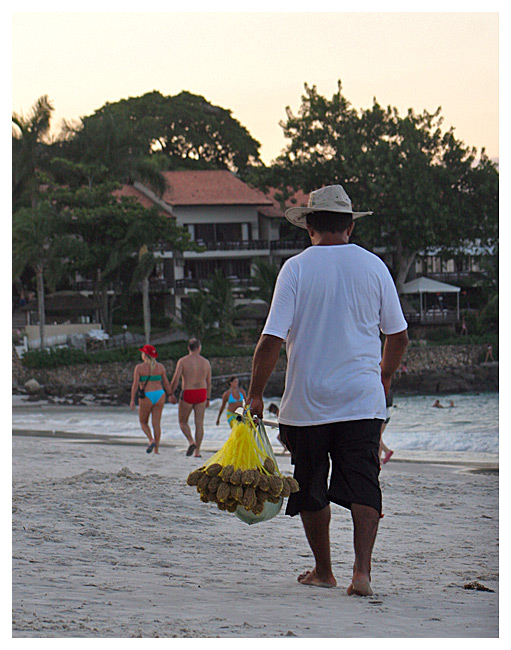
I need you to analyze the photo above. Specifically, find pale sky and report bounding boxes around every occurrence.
[11,6,500,165]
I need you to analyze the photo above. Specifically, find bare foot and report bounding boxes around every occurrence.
[297,569,337,588]
[347,579,373,596]
[382,450,394,465]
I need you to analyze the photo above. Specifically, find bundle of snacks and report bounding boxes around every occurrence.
[186,409,299,523]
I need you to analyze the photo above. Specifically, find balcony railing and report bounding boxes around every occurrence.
[192,240,270,251]
[404,310,458,325]
[175,277,255,290]
[159,239,307,254]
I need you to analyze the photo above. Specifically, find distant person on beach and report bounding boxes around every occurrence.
[246,184,408,596]
[130,344,172,454]
[267,403,289,454]
[168,338,211,458]
[433,399,444,408]
[379,392,394,465]
[485,344,494,362]
[460,318,468,336]
[216,376,246,427]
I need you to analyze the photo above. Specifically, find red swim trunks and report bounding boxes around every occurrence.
[181,388,208,405]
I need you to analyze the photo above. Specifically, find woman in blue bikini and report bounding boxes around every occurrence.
[216,376,246,427]
[130,344,172,454]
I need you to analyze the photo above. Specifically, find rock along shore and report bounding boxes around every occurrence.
[12,344,498,406]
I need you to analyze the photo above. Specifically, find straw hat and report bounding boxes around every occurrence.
[285,184,372,229]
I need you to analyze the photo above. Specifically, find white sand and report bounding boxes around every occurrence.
[12,429,498,638]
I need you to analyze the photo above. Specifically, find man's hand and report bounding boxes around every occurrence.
[246,394,264,420]
[169,394,177,404]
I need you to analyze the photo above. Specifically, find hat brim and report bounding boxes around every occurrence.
[285,206,373,229]
[139,347,158,358]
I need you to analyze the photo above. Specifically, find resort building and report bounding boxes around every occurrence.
[115,170,308,319]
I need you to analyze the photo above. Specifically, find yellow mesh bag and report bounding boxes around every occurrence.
[186,408,299,525]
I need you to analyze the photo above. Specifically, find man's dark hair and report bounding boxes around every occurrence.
[306,210,353,233]
[188,338,201,351]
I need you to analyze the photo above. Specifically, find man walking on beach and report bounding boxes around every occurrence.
[169,338,212,458]
[246,184,408,595]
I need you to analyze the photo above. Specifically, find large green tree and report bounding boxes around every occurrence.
[261,81,499,290]
[50,182,190,334]
[56,90,262,178]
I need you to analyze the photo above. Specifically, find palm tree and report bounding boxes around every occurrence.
[180,292,214,340]
[60,108,167,197]
[12,96,55,344]
[12,95,54,208]
[12,202,84,349]
[252,258,279,305]
[130,245,155,344]
[203,269,247,339]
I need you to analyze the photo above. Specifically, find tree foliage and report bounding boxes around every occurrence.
[180,270,248,341]
[55,90,262,178]
[251,258,280,304]
[13,201,85,348]
[12,95,54,208]
[49,182,191,334]
[262,80,499,289]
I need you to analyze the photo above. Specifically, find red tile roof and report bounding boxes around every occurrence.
[113,184,157,210]
[160,170,273,206]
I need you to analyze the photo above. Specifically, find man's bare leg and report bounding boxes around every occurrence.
[178,400,195,446]
[347,503,380,596]
[298,505,337,588]
[192,401,207,456]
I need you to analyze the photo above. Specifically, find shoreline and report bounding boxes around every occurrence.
[12,428,499,473]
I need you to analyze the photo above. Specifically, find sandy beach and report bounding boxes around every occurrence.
[12,426,498,638]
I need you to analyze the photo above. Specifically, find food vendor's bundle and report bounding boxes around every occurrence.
[186,409,299,524]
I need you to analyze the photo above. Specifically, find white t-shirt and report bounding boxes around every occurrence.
[262,244,407,426]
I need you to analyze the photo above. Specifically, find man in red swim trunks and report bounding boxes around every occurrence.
[169,338,212,457]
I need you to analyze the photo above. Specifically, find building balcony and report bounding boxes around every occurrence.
[159,239,306,256]
[175,277,255,290]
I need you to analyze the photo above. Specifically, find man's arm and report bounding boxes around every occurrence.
[246,334,284,418]
[380,329,409,396]
[168,359,183,403]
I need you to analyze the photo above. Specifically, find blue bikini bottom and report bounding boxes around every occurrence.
[145,389,165,405]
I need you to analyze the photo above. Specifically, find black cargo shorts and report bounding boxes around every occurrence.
[280,419,383,516]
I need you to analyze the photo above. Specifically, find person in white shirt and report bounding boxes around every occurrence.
[246,184,408,596]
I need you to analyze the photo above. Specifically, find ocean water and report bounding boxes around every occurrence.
[12,392,498,464]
